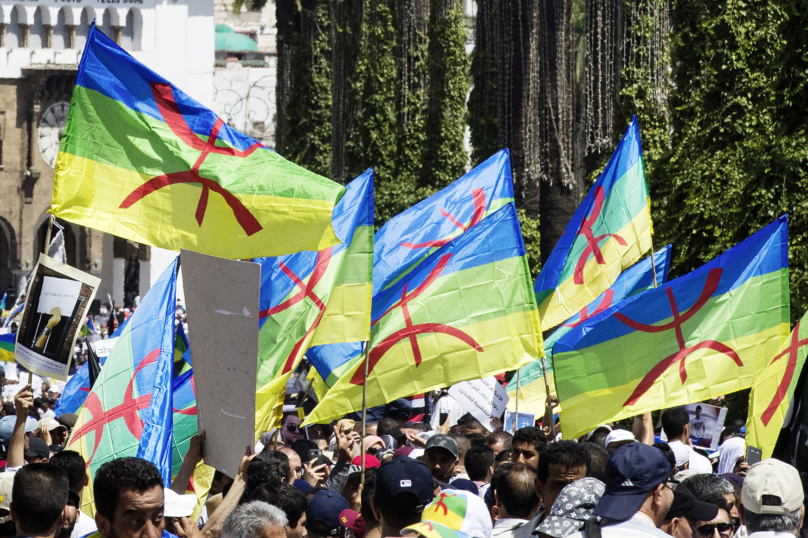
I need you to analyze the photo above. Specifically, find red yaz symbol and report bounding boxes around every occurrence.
[400,189,487,249]
[349,254,483,385]
[615,268,742,406]
[119,83,263,237]
[69,349,161,467]
[563,290,614,329]
[760,321,808,426]
[574,186,627,285]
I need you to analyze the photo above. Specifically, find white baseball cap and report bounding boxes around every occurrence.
[604,429,636,447]
[742,459,804,516]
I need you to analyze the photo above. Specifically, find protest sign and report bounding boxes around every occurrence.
[15,254,99,380]
[504,410,536,434]
[182,249,259,478]
[448,377,509,431]
[90,336,120,359]
[686,402,727,450]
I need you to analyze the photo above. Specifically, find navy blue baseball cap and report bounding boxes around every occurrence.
[593,442,674,521]
[374,456,434,514]
[306,489,350,536]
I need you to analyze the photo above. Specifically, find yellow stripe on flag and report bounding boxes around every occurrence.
[310,283,372,347]
[506,371,559,415]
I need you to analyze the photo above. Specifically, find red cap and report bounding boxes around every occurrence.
[351,454,380,468]
[339,509,365,538]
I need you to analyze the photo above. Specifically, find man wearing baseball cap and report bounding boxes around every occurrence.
[370,457,434,538]
[741,459,804,537]
[424,435,459,485]
[567,443,675,538]
[306,490,350,538]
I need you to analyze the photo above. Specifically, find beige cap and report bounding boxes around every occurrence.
[742,459,804,515]
[0,472,13,522]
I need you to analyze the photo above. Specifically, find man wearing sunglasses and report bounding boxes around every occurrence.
[567,443,676,538]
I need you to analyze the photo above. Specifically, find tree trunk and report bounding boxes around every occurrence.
[468,0,499,166]
[275,0,298,154]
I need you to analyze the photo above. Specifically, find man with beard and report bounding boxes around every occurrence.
[49,450,97,538]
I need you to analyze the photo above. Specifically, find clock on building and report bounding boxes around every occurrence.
[38,101,70,168]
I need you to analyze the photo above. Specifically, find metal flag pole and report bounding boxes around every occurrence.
[360,341,370,485]
[27,216,56,386]
[514,369,520,430]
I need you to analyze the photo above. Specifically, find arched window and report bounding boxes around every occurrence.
[99,8,117,42]
[120,9,141,51]
[75,7,94,51]
[6,6,24,49]
[29,7,48,49]
[52,8,69,50]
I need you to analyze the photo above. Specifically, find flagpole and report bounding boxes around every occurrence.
[540,356,552,419]
[514,369,520,430]
[649,244,658,288]
[26,217,56,386]
[360,341,369,486]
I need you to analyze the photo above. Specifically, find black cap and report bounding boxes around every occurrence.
[25,436,50,460]
[593,443,673,521]
[666,485,719,522]
[424,434,458,458]
[373,456,434,513]
[306,490,350,536]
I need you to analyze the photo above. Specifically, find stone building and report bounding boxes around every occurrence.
[0,0,214,308]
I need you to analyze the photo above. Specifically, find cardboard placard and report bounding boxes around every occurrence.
[686,402,727,451]
[504,410,536,434]
[90,337,120,359]
[15,254,100,380]
[448,377,509,432]
[182,249,259,478]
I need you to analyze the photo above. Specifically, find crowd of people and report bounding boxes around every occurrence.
[0,377,802,538]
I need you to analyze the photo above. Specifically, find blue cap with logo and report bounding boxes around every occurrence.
[374,456,434,513]
[306,489,349,536]
[593,442,674,521]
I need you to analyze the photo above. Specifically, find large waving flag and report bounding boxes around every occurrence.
[746,309,808,458]
[66,258,178,515]
[51,24,345,259]
[253,171,373,436]
[0,334,14,363]
[507,245,672,415]
[554,216,790,439]
[305,204,542,425]
[534,116,653,331]
[307,151,514,391]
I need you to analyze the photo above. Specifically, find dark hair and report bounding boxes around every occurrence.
[465,433,487,447]
[243,451,292,502]
[465,445,495,481]
[719,425,742,446]
[402,422,429,433]
[512,427,547,454]
[48,450,86,492]
[464,418,483,432]
[457,413,475,425]
[653,442,676,473]
[94,458,164,522]
[378,418,398,436]
[536,441,590,483]
[12,463,69,534]
[249,482,307,528]
[682,474,734,512]
[495,449,512,463]
[581,443,609,482]
[588,429,609,448]
[451,434,471,462]
[360,468,378,528]
[661,407,690,439]
[494,463,539,519]
[2,404,14,418]
[486,431,513,451]
[290,439,318,466]
[376,494,423,529]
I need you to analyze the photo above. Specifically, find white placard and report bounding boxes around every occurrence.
[504,410,536,434]
[37,276,82,316]
[448,377,509,432]
[91,337,120,359]
[686,402,728,451]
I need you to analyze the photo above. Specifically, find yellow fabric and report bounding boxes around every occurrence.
[51,153,341,259]
[539,208,653,331]
[310,283,372,347]
[506,371,559,415]
[307,368,329,401]
[187,462,215,522]
[560,323,790,439]
[255,374,291,440]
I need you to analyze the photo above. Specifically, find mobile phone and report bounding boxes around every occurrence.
[745,445,762,466]
[440,412,449,425]
[308,448,326,466]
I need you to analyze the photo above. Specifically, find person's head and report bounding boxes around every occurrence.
[39,418,69,447]
[581,443,609,482]
[377,418,398,436]
[593,443,675,527]
[486,431,512,455]
[365,422,379,436]
[424,435,459,482]
[463,419,485,436]
[221,501,287,538]
[494,449,512,471]
[359,468,378,530]
[402,489,492,538]
[662,407,691,442]
[249,483,308,538]
[306,490,349,538]
[718,425,741,447]
[585,425,612,448]
[282,415,304,445]
[536,441,590,513]
[662,484,720,538]
[683,474,734,517]
[603,429,637,454]
[653,442,677,475]
[49,450,87,538]
[493,463,539,519]
[280,447,303,481]
[210,470,234,497]
[25,436,51,464]
[695,406,702,419]
[511,427,547,469]
[244,451,294,502]
[742,459,805,536]
[464,445,495,483]
[465,432,486,448]
[689,507,733,538]
[535,478,604,538]
[450,434,470,471]
[94,457,165,538]
[372,457,434,534]
[10,463,69,538]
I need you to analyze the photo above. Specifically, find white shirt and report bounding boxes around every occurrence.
[72,509,98,538]
[567,512,669,538]
[668,440,712,473]
[430,395,465,429]
[748,533,798,538]
[492,518,528,538]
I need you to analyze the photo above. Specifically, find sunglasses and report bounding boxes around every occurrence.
[695,523,733,537]
[286,423,299,432]
[664,479,679,491]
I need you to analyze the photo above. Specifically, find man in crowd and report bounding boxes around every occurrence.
[510,427,547,469]
[243,451,294,502]
[568,443,675,538]
[49,450,97,538]
[661,407,712,473]
[683,474,739,524]
[249,483,307,538]
[741,459,804,537]
[659,484,719,538]
[492,464,539,538]
[423,435,458,485]
[280,447,303,482]
[370,458,434,538]
[306,489,348,538]
[487,432,513,456]
[221,502,286,538]
[10,464,69,538]
[465,445,495,497]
